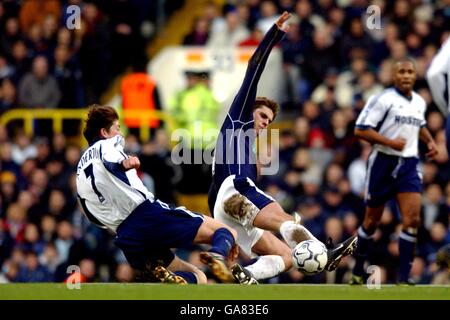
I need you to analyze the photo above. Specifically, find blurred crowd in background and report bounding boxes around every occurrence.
[0,0,449,284]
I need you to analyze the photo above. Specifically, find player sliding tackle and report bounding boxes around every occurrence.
[206,11,357,284]
[76,105,240,284]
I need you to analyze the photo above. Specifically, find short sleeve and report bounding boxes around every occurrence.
[101,135,127,164]
[355,93,388,129]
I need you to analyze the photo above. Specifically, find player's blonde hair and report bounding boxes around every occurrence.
[223,194,254,219]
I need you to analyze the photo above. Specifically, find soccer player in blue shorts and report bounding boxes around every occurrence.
[207,12,357,284]
[426,34,450,156]
[351,58,439,285]
[76,105,239,284]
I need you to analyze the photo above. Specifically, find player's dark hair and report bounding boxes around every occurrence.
[83,104,119,145]
[393,56,416,68]
[254,97,280,120]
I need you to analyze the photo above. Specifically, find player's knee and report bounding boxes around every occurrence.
[225,226,238,241]
[212,223,238,242]
[404,213,421,229]
[223,194,258,225]
[193,269,208,284]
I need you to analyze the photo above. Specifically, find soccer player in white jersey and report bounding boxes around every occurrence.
[426,34,450,155]
[351,58,438,285]
[207,12,357,284]
[76,105,240,284]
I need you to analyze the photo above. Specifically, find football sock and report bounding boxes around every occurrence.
[174,271,197,284]
[398,229,417,282]
[353,226,374,277]
[245,255,285,280]
[279,220,319,249]
[209,227,235,257]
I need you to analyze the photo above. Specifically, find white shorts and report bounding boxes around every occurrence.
[213,175,274,258]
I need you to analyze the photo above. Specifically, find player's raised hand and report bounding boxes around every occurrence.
[122,156,140,170]
[389,137,407,151]
[425,141,439,159]
[276,11,291,32]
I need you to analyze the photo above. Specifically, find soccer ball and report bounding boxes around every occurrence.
[292,240,328,275]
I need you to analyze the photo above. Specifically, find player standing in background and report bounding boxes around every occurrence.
[76,105,239,284]
[426,34,450,155]
[351,58,438,285]
[207,12,357,284]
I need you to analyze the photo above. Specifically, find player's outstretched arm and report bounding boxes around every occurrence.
[227,11,291,121]
[275,11,291,33]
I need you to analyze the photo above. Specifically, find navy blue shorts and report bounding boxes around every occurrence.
[365,151,422,208]
[114,200,204,270]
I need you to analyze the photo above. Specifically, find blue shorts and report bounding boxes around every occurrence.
[114,200,204,270]
[365,151,422,208]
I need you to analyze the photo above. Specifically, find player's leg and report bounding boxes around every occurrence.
[233,231,291,283]
[193,215,238,283]
[116,245,191,284]
[166,255,208,284]
[231,176,319,247]
[253,201,357,271]
[351,151,395,283]
[254,202,319,247]
[213,200,266,284]
[396,192,421,284]
[224,182,356,272]
[351,204,384,283]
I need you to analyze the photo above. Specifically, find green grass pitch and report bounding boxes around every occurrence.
[0,284,449,300]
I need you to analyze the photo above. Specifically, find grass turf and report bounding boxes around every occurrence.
[0,284,449,300]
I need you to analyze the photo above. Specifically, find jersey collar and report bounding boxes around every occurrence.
[393,87,413,102]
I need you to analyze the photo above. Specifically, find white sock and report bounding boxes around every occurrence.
[279,220,319,248]
[245,255,285,280]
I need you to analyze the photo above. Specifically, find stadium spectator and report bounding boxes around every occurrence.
[39,242,60,275]
[18,55,61,109]
[115,262,134,283]
[256,0,279,34]
[79,2,110,104]
[65,257,97,283]
[183,17,210,46]
[22,222,45,255]
[19,0,60,34]
[53,45,84,108]
[168,70,220,194]
[11,131,37,165]
[16,250,52,282]
[0,78,17,112]
[207,9,249,47]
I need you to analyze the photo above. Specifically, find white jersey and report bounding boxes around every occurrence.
[355,88,427,157]
[426,36,450,115]
[76,135,154,232]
